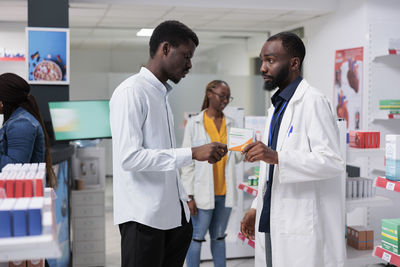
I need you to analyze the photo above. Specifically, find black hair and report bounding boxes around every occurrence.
[149,20,199,58]
[201,80,229,111]
[0,73,57,188]
[268,32,306,69]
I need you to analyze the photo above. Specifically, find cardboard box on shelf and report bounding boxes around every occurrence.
[347,225,374,250]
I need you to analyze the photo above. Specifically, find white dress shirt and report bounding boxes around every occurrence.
[110,67,192,230]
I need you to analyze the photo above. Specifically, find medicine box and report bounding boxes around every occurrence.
[347,225,374,250]
[0,198,16,237]
[386,135,400,181]
[28,197,44,236]
[228,127,254,152]
[379,99,400,110]
[13,198,30,237]
[381,218,400,255]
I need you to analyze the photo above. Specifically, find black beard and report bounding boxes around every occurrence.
[263,63,290,91]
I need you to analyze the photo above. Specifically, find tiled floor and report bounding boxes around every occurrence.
[104,177,255,267]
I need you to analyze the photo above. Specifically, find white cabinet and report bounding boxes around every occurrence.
[71,189,105,267]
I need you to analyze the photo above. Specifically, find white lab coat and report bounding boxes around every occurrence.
[252,79,346,267]
[180,110,242,209]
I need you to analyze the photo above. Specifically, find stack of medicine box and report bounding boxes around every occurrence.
[347,226,374,250]
[349,131,380,148]
[247,166,260,186]
[346,177,375,199]
[386,135,400,181]
[381,218,400,254]
[379,100,400,119]
[0,163,51,238]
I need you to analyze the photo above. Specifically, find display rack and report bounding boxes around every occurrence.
[373,246,400,266]
[346,242,384,266]
[346,148,385,162]
[346,196,393,212]
[0,188,61,262]
[375,177,400,192]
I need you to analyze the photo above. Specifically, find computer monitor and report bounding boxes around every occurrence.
[48,100,111,141]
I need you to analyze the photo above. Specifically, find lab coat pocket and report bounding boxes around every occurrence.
[279,198,314,235]
[283,132,306,151]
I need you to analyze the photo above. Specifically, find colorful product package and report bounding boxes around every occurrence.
[228,127,254,152]
[386,135,400,181]
[381,218,400,254]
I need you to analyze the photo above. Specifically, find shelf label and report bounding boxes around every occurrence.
[386,182,395,191]
[382,252,392,262]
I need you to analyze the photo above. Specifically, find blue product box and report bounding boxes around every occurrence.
[0,209,12,237]
[13,198,30,237]
[0,198,16,237]
[28,197,43,236]
[386,159,400,181]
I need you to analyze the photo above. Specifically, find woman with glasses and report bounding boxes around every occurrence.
[181,80,241,267]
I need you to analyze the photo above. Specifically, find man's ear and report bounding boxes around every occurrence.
[162,42,170,56]
[291,57,300,71]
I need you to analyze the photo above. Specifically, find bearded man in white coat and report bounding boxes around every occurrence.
[240,32,346,267]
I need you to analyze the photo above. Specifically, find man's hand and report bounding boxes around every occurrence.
[188,197,198,216]
[241,141,278,164]
[192,142,228,164]
[240,209,256,240]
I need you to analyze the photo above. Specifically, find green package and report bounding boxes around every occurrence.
[379,100,400,110]
[381,218,400,254]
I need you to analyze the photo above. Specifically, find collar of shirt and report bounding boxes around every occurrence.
[140,67,173,96]
[271,76,303,107]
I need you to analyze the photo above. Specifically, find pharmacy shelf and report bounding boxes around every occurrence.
[347,148,385,161]
[0,188,61,262]
[0,232,61,261]
[371,116,400,122]
[375,176,400,193]
[237,232,255,249]
[346,243,384,266]
[373,54,400,67]
[346,196,393,211]
[373,246,400,266]
[238,183,258,197]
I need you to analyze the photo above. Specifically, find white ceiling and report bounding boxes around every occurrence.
[0,0,337,50]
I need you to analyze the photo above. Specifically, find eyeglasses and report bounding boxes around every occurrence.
[208,90,234,103]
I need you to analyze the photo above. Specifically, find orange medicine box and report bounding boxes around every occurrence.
[228,127,254,152]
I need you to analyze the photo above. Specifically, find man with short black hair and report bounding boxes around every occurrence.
[110,20,228,267]
[240,32,345,267]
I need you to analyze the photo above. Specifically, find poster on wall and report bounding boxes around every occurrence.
[26,27,69,84]
[333,47,363,130]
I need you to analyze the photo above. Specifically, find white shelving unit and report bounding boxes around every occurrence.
[346,242,383,266]
[0,188,61,262]
[344,22,400,267]
[374,246,400,266]
[346,196,393,212]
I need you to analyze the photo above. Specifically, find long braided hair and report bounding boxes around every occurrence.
[0,73,57,188]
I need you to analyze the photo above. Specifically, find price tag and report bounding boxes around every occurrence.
[382,251,392,262]
[386,182,395,191]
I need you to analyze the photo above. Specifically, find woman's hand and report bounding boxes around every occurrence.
[188,196,198,216]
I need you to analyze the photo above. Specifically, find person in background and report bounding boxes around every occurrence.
[110,21,228,267]
[240,32,345,267]
[181,80,242,267]
[0,72,57,187]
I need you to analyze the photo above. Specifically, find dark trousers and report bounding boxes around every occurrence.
[119,207,193,267]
